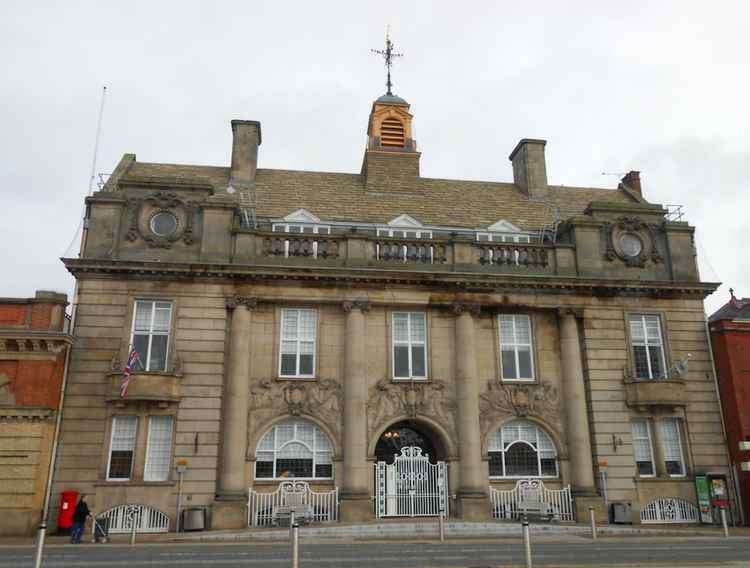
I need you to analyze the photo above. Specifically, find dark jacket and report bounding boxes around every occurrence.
[73,500,90,524]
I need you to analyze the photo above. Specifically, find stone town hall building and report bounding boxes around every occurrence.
[52,88,733,530]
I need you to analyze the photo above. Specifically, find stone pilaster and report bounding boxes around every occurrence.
[452,303,489,520]
[212,296,256,529]
[340,300,372,521]
[558,309,603,520]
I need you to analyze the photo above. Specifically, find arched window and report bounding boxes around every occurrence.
[488,420,558,478]
[255,419,333,479]
[380,117,405,147]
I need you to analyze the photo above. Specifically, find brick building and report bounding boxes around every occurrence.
[709,291,750,524]
[51,87,734,531]
[0,291,71,536]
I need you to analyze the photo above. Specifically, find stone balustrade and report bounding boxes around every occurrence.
[477,242,550,268]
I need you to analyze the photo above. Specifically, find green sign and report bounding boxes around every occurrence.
[695,476,712,524]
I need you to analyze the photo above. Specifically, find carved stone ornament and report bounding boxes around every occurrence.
[366,378,457,442]
[603,216,663,267]
[451,303,481,316]
[226,296,258,310]
[342,300,371,313]
[479,379,561,440]
[0,373,16,406]
[125,191,199,249]
[248,378,343,452]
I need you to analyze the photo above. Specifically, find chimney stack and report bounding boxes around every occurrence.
[509,139,548,200]
[230,120,262,188]
[621,171,642,197]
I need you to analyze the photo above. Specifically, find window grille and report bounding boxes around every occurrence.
[488,420,558,478]
[392,312,427,380]
[107,416,137,480]
[629,315,666,379]
[255,419,333,480]
[631,420,655,476]
[131,301,172,372]
[659,418,686,476]
[144,416,174,481]
[498,314,534,380]
[279,309,317,378]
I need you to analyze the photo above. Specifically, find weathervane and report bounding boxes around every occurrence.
[371,26,403,96]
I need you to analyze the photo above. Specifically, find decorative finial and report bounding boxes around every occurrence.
[371,25,403,96]
[730,287,735,299]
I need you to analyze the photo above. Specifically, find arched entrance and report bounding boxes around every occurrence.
[375,419,445,464]
[374,420,449,518]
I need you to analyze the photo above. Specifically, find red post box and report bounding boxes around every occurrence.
[58,490,79,532]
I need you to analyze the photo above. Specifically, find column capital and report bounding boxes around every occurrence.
[342,300,370,313]
[451,303,481,317]
[226,296,258,310]
[557,307,583,319]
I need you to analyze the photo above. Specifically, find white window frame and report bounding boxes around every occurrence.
[278,308,318,378]
[659,418,687,478]
[629,314,668,380]
[631,420,656,478]
[488,420,559,479]
[144,415,174,482]
[391,312,428,381]
[130,300,172,372]
[272,223,331,258]
[476,232,532,243]
[498,314,535,381]
[106,415,138,481]
[254,419,334,480]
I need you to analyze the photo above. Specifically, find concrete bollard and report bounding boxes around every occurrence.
[129,519,136,546]
[522,516,532,568]
[589,507,597,540]
[291,522,300,568]
[438,509,445,542]
[720,508,729,538]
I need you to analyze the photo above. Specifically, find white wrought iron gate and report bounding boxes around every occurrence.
[375,446,449,518]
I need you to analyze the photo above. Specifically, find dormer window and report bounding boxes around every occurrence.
[476,219,532,244]
[380,117,405,147]
[272,210,330,258]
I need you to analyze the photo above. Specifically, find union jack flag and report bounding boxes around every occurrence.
[119,349,138,398]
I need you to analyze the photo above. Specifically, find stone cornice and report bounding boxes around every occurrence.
[0,407,55,421]
[62,257,719,299]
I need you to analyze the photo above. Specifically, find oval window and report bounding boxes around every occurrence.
[150,212,178,236]
[619,233,643,257]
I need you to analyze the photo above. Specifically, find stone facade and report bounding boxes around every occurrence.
[0,291,71,536]
[51,92,733,530]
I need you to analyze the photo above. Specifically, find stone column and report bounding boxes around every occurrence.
[213,296,255,529]
[340,300,371,521]
[453,304,489,520]
[559,309,604,520]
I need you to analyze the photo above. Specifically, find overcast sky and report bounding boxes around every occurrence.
[1,1,747,316]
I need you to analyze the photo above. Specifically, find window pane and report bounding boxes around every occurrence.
[280,354,297,376]
[298,310,317,340]
[281,310,298,340]
[499,316,514,345]
[501,349,517,379]
[488,452,503,476]
[504,443,538,476]
[394,345,410,377]
[132,335,149,372]
[514,316,531,344]
[409,313,426,342]
[314,463,333,478]
[109,416,137,479]
[633,345,650,378]
[629,316,645,342]
[255,460,274,478]
[540,455,557,476]
[648,346,664,378]
[108,451,134,480]
[659,419,684,475]
[637,461,655,476]
[148,335,167,372]
[518,348,532,378]
[152,305,171,332]
[134,302,153,332]
[279,442,313,459]
[393,314,409,342]
[411,346,426,377]
[144,416,173,481]
[299,355,313,375]
[276,459,313,478]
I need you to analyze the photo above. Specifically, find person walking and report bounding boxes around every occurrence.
[70,494,90,544]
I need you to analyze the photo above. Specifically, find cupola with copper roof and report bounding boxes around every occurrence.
[362,32,420,188]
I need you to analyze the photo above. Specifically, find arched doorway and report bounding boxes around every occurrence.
[374,419,445,464]
[374,420,449,518]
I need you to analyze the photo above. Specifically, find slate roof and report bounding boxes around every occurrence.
[709,296,750,322]
[123,161,635,231]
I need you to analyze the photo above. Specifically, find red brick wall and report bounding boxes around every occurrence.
[711,320,750,523]
[0,305,26,326]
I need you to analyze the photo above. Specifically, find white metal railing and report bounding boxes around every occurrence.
[640,497,699,524]
[95,504,170,534]
[248,481,339,527]
[490,479,574,522]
